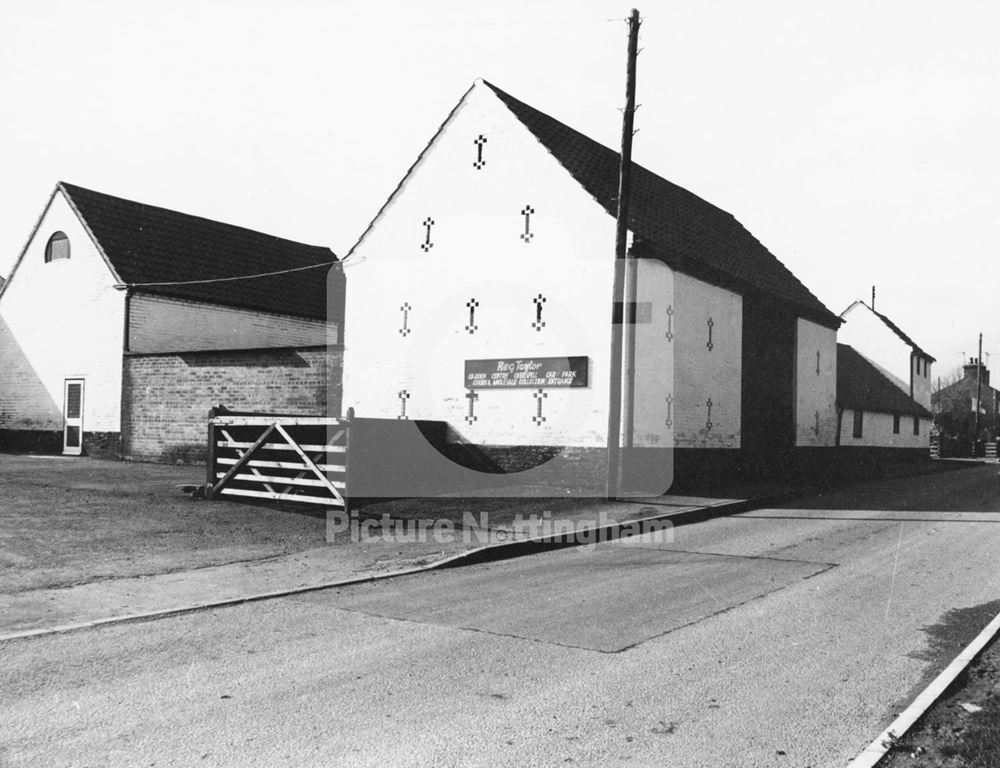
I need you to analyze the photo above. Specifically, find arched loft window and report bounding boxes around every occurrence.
[44,231,70,263]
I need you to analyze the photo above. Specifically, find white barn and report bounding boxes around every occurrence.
[0,182,343,461]
[341,80,842,492]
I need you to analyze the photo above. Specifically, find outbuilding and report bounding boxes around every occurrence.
[836,343,933,451]
[0,182,344,462]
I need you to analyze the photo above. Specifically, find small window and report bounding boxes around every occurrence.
[44,231,70,262]
[913,416,920,436]
[892,414,900,434]
[853,410,863,439]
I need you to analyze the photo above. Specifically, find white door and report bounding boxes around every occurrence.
[63,379,85,456]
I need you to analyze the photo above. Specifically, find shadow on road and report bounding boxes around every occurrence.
[777,463,999,513]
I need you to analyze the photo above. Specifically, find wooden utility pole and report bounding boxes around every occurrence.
[975,332,983,442]
[606,8,641,499]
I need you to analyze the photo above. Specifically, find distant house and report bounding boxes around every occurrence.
[932,358,1000,444]
[836,344,933,450]
[0,182,344,461]
[839,300,935,409]
[341,79,841,490]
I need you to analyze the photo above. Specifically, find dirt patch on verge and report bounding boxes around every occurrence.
[881,600,1000,767]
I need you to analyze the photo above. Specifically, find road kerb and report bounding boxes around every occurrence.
[430,494,792,568]
[847,608,1000,768]
[0,493,783,644]
[0,563,438,644]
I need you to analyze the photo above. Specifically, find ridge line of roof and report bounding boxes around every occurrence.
[58,181,336,320]
[481,79,739,222]
[59,181,336,255]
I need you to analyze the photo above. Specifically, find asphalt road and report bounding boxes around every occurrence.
[2,465,999,768]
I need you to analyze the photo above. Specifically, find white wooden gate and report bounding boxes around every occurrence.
[929,433,940,459]
[206,410,348,510]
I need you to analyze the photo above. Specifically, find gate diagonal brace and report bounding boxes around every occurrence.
[273,424,345,505]
[278,429,345,497]
[212,424,276,496]
[220,428,276,494]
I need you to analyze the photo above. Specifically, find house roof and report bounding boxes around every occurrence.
[483,81,841,329]
[840,300,935,362]
[59,182,337,320]
[837,344,932,418]
[932,367,999,401]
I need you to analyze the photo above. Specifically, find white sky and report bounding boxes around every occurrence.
[2,0,997,374]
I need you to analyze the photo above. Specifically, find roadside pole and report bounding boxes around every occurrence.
[606,8,641,500]
[974,332,983,447]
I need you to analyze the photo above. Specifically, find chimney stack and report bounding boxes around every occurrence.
[964,357,990,387]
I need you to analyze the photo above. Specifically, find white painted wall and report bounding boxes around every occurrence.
[671,272,742,449]
[343,82,748,453]
[839,301,932,407]
[911,354,932,409]
[795,318,838,446]
[128,293,335,353]
[343,82,619,448]
[0,190,125,433]
[838,408,931,449]
[630,258,673,449]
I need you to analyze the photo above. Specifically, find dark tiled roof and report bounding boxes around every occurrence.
[484,82,840,329]
[837,344,932,418]
[60,182,336,320]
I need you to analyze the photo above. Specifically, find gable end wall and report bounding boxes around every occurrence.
[0,191,124,442]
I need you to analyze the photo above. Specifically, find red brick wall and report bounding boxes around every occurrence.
[122,346,342,463]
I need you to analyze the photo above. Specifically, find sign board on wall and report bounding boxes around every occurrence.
[464,356,589,389]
